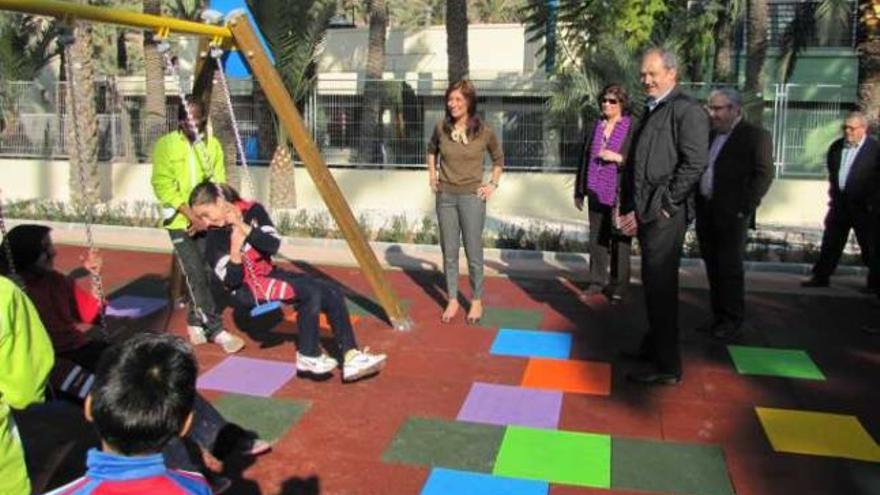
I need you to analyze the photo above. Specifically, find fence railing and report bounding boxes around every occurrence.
[0,78,859,178]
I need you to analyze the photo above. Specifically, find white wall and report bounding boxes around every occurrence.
[0,159,829,230]
[319,24,542,79]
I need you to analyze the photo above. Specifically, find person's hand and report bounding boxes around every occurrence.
[224,204,244,227]
[618,212,638,236]
[574,197,584,211]
[429,175,440,193]
[230,223,247,253]
[186,215,209,236]
[80,249,102,276]
[477,183,497,201]
[598,149,623,164]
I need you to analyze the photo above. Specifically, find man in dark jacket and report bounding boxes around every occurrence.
[618,48,709,385]
[802,111,880,290]
[696,88,774,340]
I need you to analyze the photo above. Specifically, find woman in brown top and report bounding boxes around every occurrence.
[427,80,504,324]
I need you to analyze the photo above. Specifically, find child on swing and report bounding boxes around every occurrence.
[188,182,387,382]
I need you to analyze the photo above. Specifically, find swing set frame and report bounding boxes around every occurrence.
[0,0,412,331]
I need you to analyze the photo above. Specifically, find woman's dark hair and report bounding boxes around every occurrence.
[599,83,630,115]
[442,79,483,138]
[90,333,197,456]
[188,181,243,207]
[0,224,51,275]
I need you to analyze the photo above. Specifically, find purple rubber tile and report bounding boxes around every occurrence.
[197,356,296,397]
[105,295,167,318]
[457,382,563,429]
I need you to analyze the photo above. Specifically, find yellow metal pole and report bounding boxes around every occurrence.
[0,0,231,38]
[227,13,412,331]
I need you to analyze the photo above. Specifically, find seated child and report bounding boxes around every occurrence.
[0,275,55,495]
[45,333,210,494]
[188,182,387,381]
[0,225,269,471]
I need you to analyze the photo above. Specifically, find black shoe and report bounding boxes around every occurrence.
[711,323,745,342]
[801,277,829,288]
[602,286,624,304]
[627,370,681,386]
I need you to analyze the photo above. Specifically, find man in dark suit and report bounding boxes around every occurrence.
[695,88,774,340]
[618,48,709,385]
[802,111,880,289]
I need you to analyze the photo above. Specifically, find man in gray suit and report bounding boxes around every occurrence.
[618,48,709,385]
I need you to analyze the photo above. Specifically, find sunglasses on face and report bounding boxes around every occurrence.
[601,98,620,105]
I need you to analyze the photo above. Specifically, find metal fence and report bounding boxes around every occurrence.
[0,78,859,178]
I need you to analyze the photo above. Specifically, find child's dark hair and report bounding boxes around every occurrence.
[189,181,243,207]
[90,333,197,456]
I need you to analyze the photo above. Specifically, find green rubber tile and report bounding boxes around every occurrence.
[493,426,610,488]
[479,307,544,329]
[612,437,735,495]
[728,345,825,380]
[346,297,411,318]
[212,393,310,443]
[382,417,506,473]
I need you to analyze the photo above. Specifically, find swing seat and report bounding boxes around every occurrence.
[250,300,282,317]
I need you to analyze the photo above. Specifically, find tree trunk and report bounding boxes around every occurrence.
[744,0,768,121]
[446,0,469,82]
[858,0,880,129]
[143,0,166,151]
[358,0,386,164]
[210,75,241,191]
[66,19,100,208]
[713,3,734,82]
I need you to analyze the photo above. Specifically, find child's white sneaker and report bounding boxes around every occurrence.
[296,352,338,375]
[212,330,245,354]
[343,348,387,382]
[187,325,208,346]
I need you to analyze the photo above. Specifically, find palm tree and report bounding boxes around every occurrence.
[143,0,166,150]
[446,0,469,82]
[744,0,768,120]
[64,16,101,208]
[858,0,880,124]
[712,0,739,82]
[358,0,387,164]
[249,0,336,208]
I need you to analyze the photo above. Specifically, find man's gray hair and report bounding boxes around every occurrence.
[845,110,868,126]
[709,88,743,108]
[644,47,678,71]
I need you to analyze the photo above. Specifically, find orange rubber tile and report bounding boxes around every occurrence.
[283,310,360,330]
[521,358,612,396]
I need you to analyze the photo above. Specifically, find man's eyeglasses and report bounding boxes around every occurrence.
[842,125,863,131]
[706,104,732,112]
[600,98,620,105]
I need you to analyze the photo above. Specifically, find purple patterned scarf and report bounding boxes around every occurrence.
[586,115,631,206]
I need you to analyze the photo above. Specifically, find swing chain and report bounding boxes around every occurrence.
[0,188,23,287]
[61,33,109,337]
[210,47,257,199]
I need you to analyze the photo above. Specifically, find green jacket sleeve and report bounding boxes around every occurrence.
[210,137,226,184]
[151,136,187,210]
[0,277,54,410]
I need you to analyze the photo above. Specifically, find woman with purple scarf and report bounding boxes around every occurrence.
[574,84,634,303]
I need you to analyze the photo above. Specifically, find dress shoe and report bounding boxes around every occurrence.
[627,370,681,386]
[801,277,829,288]
[710,320,744,341]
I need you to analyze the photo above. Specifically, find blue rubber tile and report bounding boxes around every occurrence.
[421,467,549,495]
[490,329,572,359]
